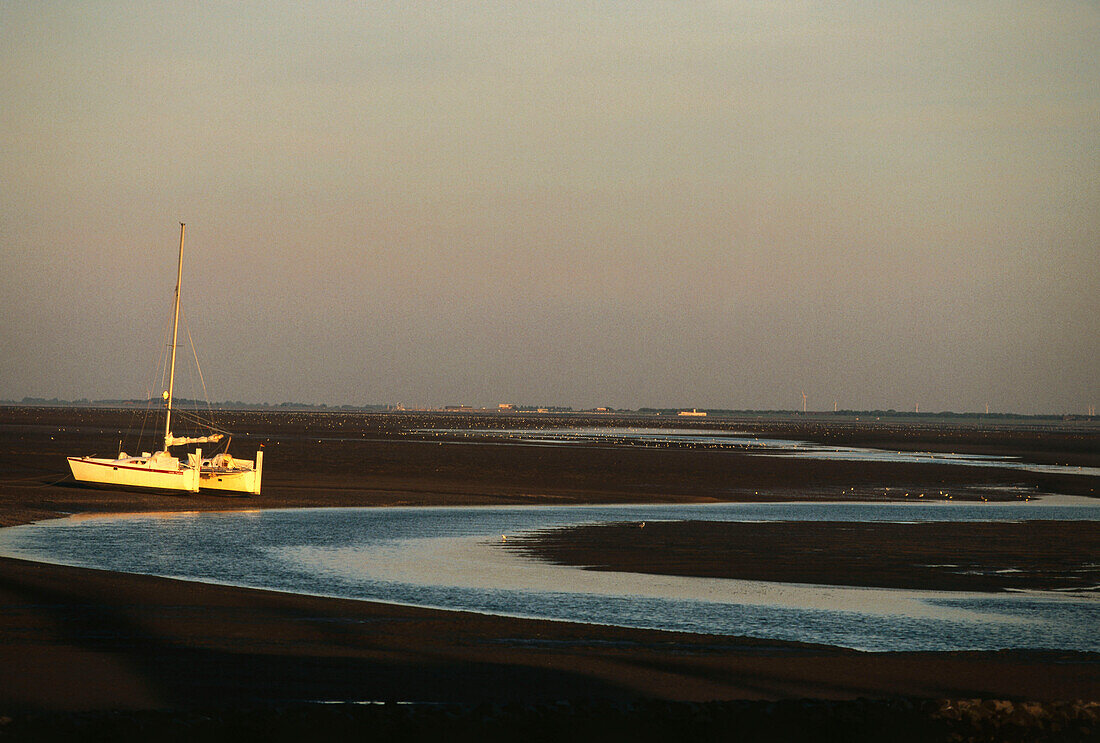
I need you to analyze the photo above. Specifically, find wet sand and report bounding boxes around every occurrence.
[0,406,1098,718]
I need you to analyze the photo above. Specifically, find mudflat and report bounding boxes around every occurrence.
[505,519,1100,592]
[0,406,1098,715]
[1,406,1096,526]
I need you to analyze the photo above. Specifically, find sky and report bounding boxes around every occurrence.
[1,2,1097,414]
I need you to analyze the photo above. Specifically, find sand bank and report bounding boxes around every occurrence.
[505,519,1100,592]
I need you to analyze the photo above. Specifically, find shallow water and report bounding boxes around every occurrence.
[1,500,1097,653]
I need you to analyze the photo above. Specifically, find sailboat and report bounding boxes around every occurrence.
[67,223,263,495]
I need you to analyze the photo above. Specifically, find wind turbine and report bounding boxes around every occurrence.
[801,390,807,414]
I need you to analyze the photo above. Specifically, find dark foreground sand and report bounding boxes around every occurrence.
[8,555,1098,710]
[2,557,1099,740]
[1,407,1098,738]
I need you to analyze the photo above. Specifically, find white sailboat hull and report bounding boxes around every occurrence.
[68,455,199,493]
[199,450,263,495]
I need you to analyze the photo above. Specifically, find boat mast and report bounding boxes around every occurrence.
[164,222,185,451]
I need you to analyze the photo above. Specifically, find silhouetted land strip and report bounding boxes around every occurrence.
[506,520,1100,592]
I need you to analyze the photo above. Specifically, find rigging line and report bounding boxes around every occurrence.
[140,300,175,452]
[34,472,74,487]
[181,306,212,409]
[0,472,66,484]
[176,306,214,438]
[174,409,233,436]
[0,472,74,487]
[32,472,73,487]
[183,410,221,434]
[176,311,210,437]
[175,409,211,423]
[177,308,231,454]
[177,305,221,440]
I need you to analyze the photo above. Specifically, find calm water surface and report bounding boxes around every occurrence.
[0,501,1097,653]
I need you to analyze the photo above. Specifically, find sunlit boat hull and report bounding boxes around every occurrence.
[67,454,199,492]
[199,450,263,495]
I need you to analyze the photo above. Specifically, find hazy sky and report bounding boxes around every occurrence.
[2,3,1097,413]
